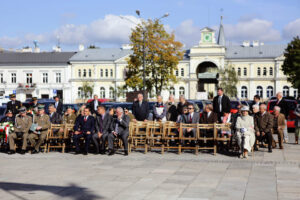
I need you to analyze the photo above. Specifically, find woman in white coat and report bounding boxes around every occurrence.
[235,106,255,159]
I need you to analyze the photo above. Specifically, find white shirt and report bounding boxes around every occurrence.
[207,111,211,118]
[94,100,98,110]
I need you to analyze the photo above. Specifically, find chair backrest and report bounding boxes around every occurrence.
[146,121,163,137]
[163,121,179,137]
[48,124,64,138]
[131,121,148,137]
[64,123,74,138]
[179,123,198,138]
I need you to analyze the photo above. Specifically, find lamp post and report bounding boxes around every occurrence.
[120,11,169,99]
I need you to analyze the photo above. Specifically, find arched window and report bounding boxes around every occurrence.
[109,87,115,99]
[241,86,248,98]
[170,87,175,96]
[267,86,273,98]
[181,68,184,76]
[179,87,185,96]
[263,67,267,76]
[78,69,81,77]
[283,86,289,97]
[269,67,273,76]
[83,69,87,77]
[105,69,108,77]
[78,87,83,99]
[238,68,241,76]
[243,67,247,76]
[100,87,106,98]
[256,86,263,98]
[100,69,103,77]
[257,67,261,76]
[88,69,92,77]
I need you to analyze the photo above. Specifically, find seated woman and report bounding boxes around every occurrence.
[235,106,255,159]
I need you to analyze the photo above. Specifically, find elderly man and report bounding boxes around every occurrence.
[48,104,62,124]
[132,93,149,121]
[272,106,286,149]
[153,95,167,121]
[166,95,178,122]
[107,107,130,156]
[275,92,289,143]
[0,110,15,124]
[28,105,51,154]
[254,104,274,152]
[213,88,231,123]
[177,95,189,115]
[200,104,218,124]
[182,104,200,142]
[62,107,77,124]
[8,107,32,155]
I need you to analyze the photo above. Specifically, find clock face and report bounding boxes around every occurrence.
[203,33,212,42]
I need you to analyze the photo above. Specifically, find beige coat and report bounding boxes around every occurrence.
[235,115,255,152]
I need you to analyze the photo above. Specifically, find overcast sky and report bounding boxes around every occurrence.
[0,0,299,51]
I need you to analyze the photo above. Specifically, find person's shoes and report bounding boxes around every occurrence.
[75,150,81,155]
[124,150,128,156]
[108,149,115,156]
[99,150,105,155]
[244,154,248,159]
[268,149,272,153]
[20,150,26,155]
[31,149,39,154]
[279,146,284,149]
[83,151,88,155]
[8,150,15,155]
[239,154,243,159]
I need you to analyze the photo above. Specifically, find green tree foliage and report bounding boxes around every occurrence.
[81,81,94,101]
[218,66,238,98]
[125,19,184,95]
[282,36,300,93]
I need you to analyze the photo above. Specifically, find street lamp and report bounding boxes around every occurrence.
[120,11,169,99]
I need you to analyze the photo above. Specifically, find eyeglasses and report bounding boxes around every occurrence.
[188,108,193,110]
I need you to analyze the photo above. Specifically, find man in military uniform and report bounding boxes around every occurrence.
[8,107,32,155]
[7,94,22,116]
[62,107,76,124]
[31,97,38,113]
[28,105,51,154]
[0,110,15,124]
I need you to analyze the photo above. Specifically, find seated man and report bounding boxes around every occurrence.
[92,105,113,154]
[1,110,15,124]
[73,107,95,155]
[62,107,77,124]
[107,107,130,156]
[8,107,32,155]
[153,95,167,122]
[200,104,218,124]
[272,106,286,149]
[181,104,200,139]
[28,105,51,154]
[254,104,274,152]
[48,104,62,136]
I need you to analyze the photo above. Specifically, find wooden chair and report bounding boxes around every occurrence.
[197,123,216,155]
[162,121,180,154]
[215,123,232,152]
[47,124,65,153]
[146,121,164,154]
[63,123,74,152]
[129,121,148,153]
[179,123,199,155]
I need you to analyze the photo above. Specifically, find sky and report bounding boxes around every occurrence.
[0,0,299,51]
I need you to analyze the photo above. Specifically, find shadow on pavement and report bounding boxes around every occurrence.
[0,182,103,200]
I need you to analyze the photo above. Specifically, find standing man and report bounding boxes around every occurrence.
[275,92,289,143]
[166,95,178,122]
[73,107,95,155]
[54,96,63,115]
[31,97,39,113]
[107,107,130,156]
[89,95,100,114]
[177,95,189,115]
[7,94,22,116]
[272,106,286,149]
[28,105,51,154]
[8,107,32,155]
[213,88,231,122]
[92,105,113,154]
[153,95,167,121]
[254,104,274,153]
[251,95,261,113]
[132,93,149,121]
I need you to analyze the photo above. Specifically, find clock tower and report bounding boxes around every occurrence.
[199,27,216,45]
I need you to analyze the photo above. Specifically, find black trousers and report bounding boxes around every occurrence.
[255,132,272,150]
[107,131,129,151]
[73,133,92,152]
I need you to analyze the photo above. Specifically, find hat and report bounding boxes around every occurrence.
[53,96,59,99]
[6,110,12,114]
[32,97,38,101]
[18,106,26,113]
[10,94,16,98]
[37,104,45,110]
[241,106,249,111]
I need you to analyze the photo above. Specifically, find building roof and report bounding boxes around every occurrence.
[225,44,286,59]
[69,48,133,62]
[217,17,226,46]
[0,52,76,65]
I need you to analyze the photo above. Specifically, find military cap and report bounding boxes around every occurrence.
[10,94,16,98]
[32,97,38,101]
[6,110,13,114]
[18,106,26,113]
[37,104,45,110]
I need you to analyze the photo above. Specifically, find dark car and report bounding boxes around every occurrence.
[0,106,7,121]
[22,99,55,114]
[230,101,241,114]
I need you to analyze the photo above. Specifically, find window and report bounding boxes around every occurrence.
[0,73,3,83]
[122,88,127,98]
[83,69,86,77]
[110,69,113,77]
[42,73,48,83]
[243,67,247,76]
[78,69,81,77]
[257,67,261,76]
[88,69,92,77]
[100,69,103,77]
[241,86,247,98]
[105,69,108,77]
[181,68,184,76]
[11,73,16,83]
[267,86,273,98]
[56,73,61,83]
[100,87,105,98]
[263,67,267,76]
[175,70,179,76]
[269,67,273,76]
[179,87,185,96]
[238,68,241,76]
[109,87,115,99]
[26,73,33,84]
[256,86,263,98]
[283,86,289,97]
[78,87,83,99]
[170,87,175,96]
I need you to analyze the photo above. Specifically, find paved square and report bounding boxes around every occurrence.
[0,133,299,200]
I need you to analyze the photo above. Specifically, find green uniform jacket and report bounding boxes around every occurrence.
[34,114,51,135]
[14,114,32,133]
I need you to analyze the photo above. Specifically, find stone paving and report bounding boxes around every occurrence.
[0,133,299,200]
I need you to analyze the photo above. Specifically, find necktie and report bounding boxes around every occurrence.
[189,114,192,123]
[84,117,87,122]
[218,96,222,112]
[139,102,142,107]
[55,102,58,108]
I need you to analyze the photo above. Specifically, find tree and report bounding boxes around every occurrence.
[80,81,94,102]
[218,65,238,98]
[282,36,300,93]
[125,19,184,95]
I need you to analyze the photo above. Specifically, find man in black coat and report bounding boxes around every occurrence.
[54,96,63,115]
[213,88,231,122]
[48,104,62,124]
[7,94,22,116]
[92,105,113,154]
[132,93,149,121]
[73,107,95,155]
[275,92,289,142]
[177,95,189,115]
[166,95,178,122]
[0,110,15,124]
[89,95,100,114]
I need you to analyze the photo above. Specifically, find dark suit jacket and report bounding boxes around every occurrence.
[213,95,231,114]
[74,115,95,134]
[89,100,101,114]
[49,112,62,124]
[54,101,63,115]
[132,101,149,121]
[182,112,200,124]
[200,111,218,124]
[112,114,130,135]
[7,100,22,115]
[95,113,112,134]
[254,112,273,133]
[276,99,289,119]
